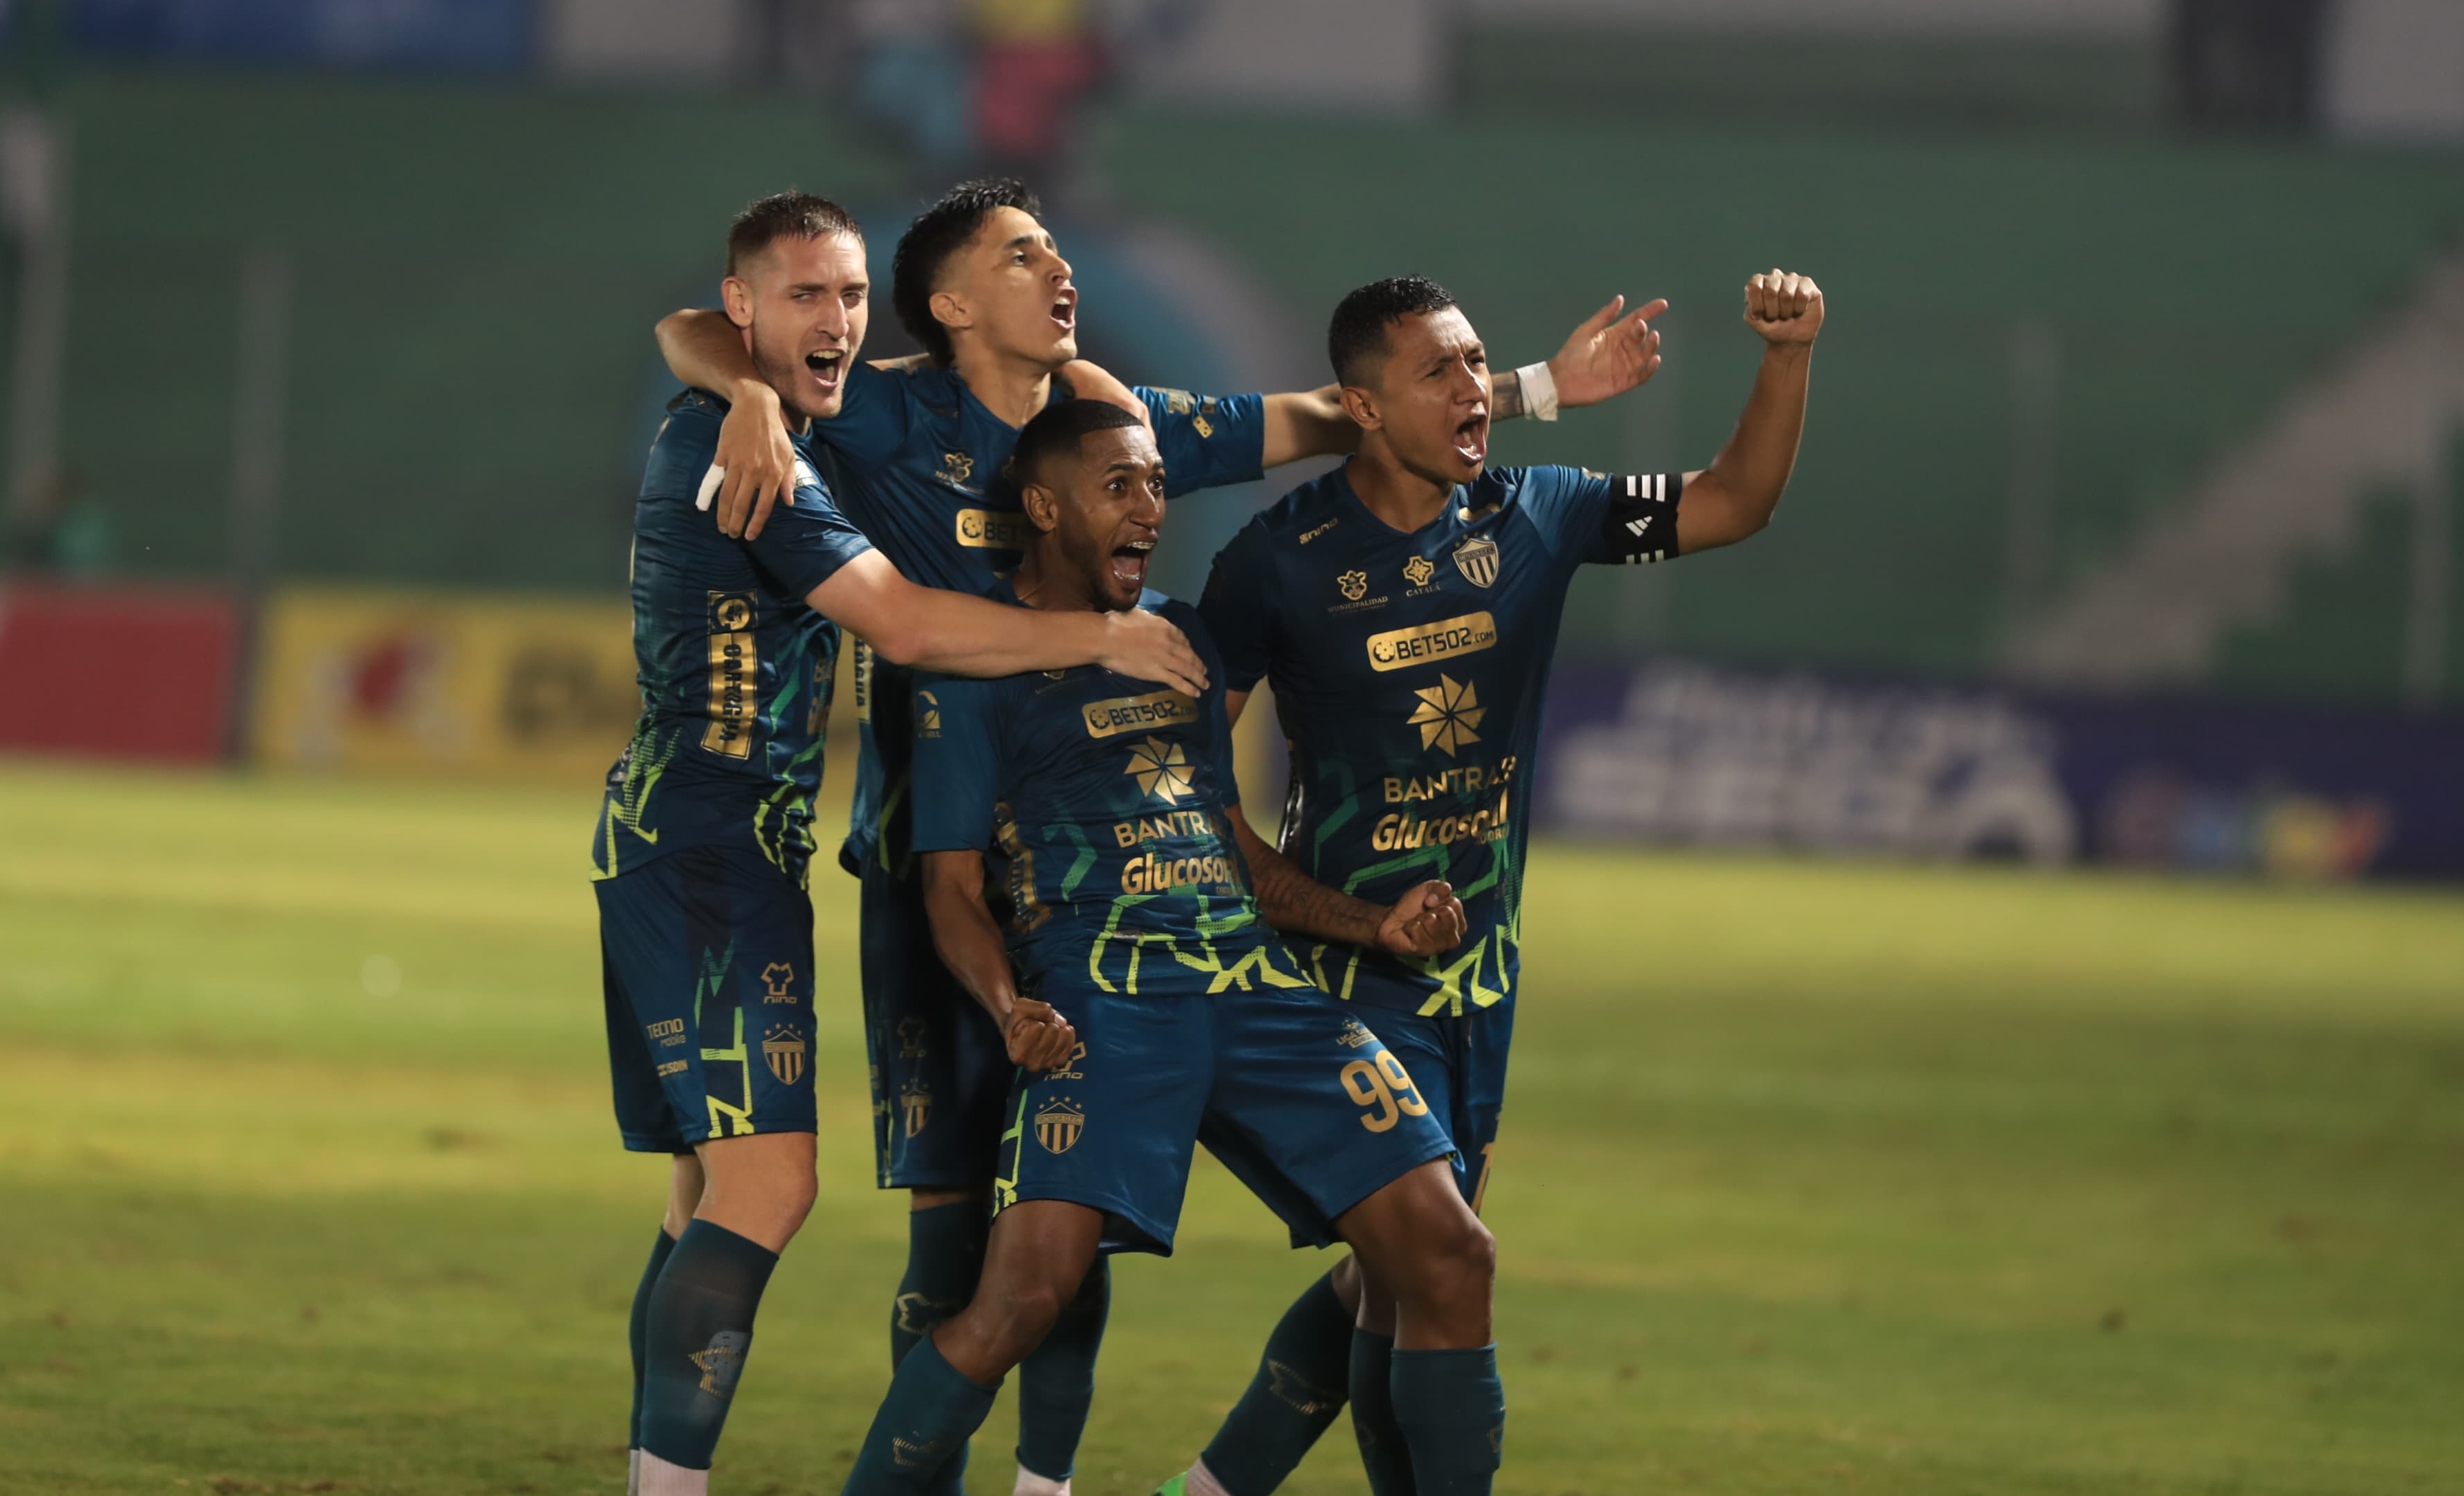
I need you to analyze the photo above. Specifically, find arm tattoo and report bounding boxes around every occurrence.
[1236,818,1387,947]
[1490,369,1525,423]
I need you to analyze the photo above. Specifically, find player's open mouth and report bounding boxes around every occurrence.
[1050,289,1077,335]
[804,349,846,391]
[1453,413,1490,465]
[1110,538,1153,588]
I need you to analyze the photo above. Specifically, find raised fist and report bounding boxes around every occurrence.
[1743,269,1823,345]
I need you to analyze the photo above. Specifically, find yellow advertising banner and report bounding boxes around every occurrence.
[250,587,640,783]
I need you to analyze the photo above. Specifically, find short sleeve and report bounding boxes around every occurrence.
[908,674,1005,854]
[1197,520,1277,693]
[748,459,876,600]
[1517,464,1692,568]
[1138,387,1267,497]
[809,361,914,470]
[1516,465,1619,565]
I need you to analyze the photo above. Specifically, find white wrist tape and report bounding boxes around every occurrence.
[1515,361,1560,421]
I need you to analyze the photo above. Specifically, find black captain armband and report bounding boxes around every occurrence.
[1600,472,1685,564]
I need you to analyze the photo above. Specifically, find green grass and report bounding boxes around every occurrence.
[3,763,2461,1495]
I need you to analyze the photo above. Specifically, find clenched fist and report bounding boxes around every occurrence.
[1377,879,1468,959]
[1743,269,1823,345]
[1003,998,1079,1073]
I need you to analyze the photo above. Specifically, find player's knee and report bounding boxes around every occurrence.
[971,1277,1068,1365]
[1420,1213,1496,1313]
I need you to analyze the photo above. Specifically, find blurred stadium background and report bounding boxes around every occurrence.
[2,1,2461,1493]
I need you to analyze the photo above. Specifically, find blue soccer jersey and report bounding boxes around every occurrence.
[907,590,1297,992]
[815,362,1267,874]
[903,589,1455,1255]
[1200,462,1688,1018]
[591,390,876,884]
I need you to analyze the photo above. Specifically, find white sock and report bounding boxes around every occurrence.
[1185,1457,1233,1496]
[1014,1465,1071,1496]
[638,1450,710,1496]
[628,1448,642,1496]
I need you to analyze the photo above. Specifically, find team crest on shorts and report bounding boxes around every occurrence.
[1035,1099,1084,1154]
[1451,535,1499,589]
[900,1080,934,1138]
[762,1024,807,1084]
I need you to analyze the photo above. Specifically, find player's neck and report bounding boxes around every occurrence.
[1011,545,1100,615]
[951,340,1055,430]
[1345,447,1455,536]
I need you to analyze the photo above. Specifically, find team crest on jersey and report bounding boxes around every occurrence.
[762,1024,807,1084]
[1337,569,1369,602]
[1403,555,1435,587]
[1451,535,1499,589]
[1408,674,1486,756]
[1124,737,1196,803]
[1036,1100,1085,1154]
[936,451,976,489]
[900,1080,934,1138]
[761,963,797,1003]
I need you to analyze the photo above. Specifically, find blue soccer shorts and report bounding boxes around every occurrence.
[858,853,1015,1188]
[992,950,1456,1255]
[1357,1000,1515,1214]
[596,843,819,1154]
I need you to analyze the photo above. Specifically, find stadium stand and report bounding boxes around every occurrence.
[6,75,2462,708]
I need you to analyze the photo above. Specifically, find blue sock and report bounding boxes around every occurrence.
[893,1201,990,1367]
[628,1226,681,1450]
[638,1219,779,1471]
[1199,1269,1353,1495]
[1391,1345,1504,1496]
[842,1336,1001,1495]
[892,1202,988,1493]
[1348,1329,1415,1496]
[1016,1256,1110,1481]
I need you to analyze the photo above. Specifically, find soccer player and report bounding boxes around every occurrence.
[840,396,1511,1496]
[649,178,1664,1496]
[592,192,1210,1496]
[1156,268,1823,1496]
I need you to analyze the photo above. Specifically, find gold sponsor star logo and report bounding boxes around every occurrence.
[1407,674,1485,756]
[1403,555,1435,587]
[1124,736,1195,803]
[1337,569,1369,602]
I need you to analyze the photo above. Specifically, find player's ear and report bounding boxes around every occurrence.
[721,277,755,330]
[1021,480,1061,533]
[929,288,972,338]
[1338,383,1381,432]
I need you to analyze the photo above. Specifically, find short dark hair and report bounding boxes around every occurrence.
[1328,275,1459,387]
[1008,400,1147,489]
[726,192,862,277]
[893,178,1043,366]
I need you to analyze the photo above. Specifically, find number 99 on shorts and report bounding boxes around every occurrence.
[1340,1052,1432,1132]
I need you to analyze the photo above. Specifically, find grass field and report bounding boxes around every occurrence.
[3,761,2462,1495]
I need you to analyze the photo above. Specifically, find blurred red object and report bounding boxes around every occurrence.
[973,37,1102,165]
[0,578,241,764]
